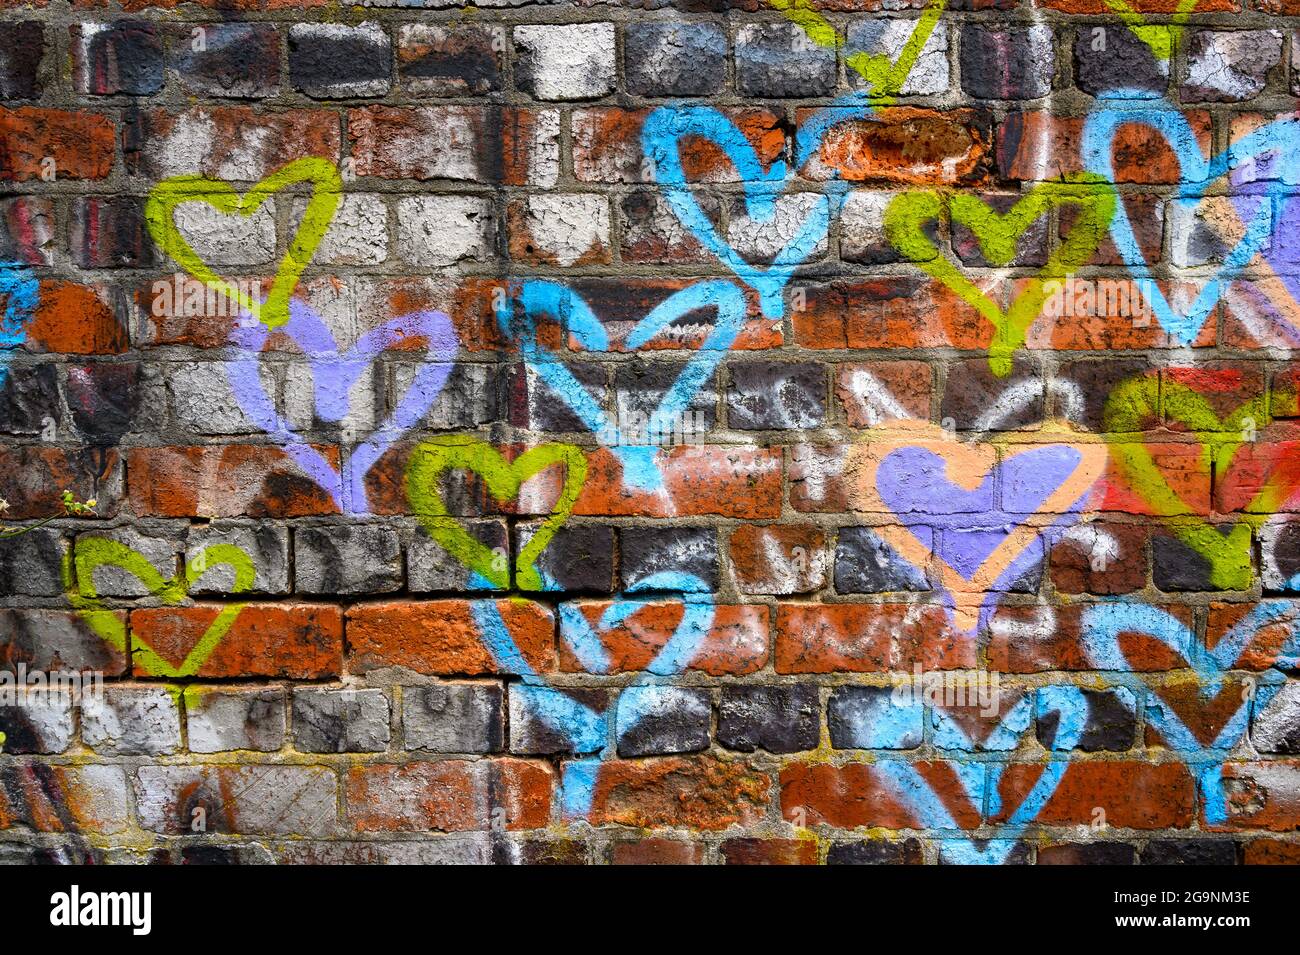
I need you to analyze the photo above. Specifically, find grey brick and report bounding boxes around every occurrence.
[0,689,75,754]
[847,21,949,96]
[1182,30,1282,103]
[619,526,718,593]
[0,528,66,597]
[736,22,835,98]
[514,23,616,101]
[294,525,401,595]
[73,529,177,598]
[83,686,182,756]
[1253,682,1300,754]
[515,523,615,592]
[615,686,710,757]
[717,685,819,754]
[1140,840,1238,865]
[0,364,58,435]
[404,683,503,753]
[614,361,716,439]
[272,837,488,864]
[0,610,125,675]
[829,685,924,749]
[828,839,924,864]
[293,688,391,753]
[289,22,392,98]
[408,520,508,593]
[169,23,281,99]
[187,687,285,753]
[399,362,498,431]
[1262,519,1300,593]
[186,522,290,596]
[133,765,338,836]
[72,21,163,96]
[1037,686,1137,752]
[940,357,1043,430]
[397,24,501,96]
[836,526,930,593]
[0,22,43,99]
[509,686,607,755]
[728,362,826,430]
[1074,25,1168,98]
[960,24,1053,100]
[167,362,261,435]
[624,22,726,97]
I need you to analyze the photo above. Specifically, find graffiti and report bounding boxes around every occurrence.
[1100,0,1195,61]
[1082,93,1300,346]
[497,279,743,491]
[1083,601,1300,823]
[405,437,588,591]
[641,100,870,319]
[62,537,255,678]
[144,158,342,331]
[884,176,1116,377]
[226,297,459,514]
[847,421,1108,633]
[1102,373,1300,589]
[472,573,714,818]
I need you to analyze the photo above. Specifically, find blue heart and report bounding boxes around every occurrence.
[1082,92,1300,346]
[498,279,745,492]
[876,686,1088,864]
[1083,601,1300,824]
[0,261,40,389]
[470,571,714,818]
[642,97,871,319]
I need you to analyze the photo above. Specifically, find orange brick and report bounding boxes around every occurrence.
[0,446,121,519]
[573,446,783,519]
[25,282,128,355]
[129,604,343,679]
[346,599,555,676]
[0,107,114,181]
[1210,762,1300,831]
[995,761,1195,829]
[804,108,989,185]
[775,603,961,673]
[127,445,339,518]
[781,761,980,829]
[347,761,480,832]
[589,757,770,830]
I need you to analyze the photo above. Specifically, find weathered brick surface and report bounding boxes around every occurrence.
[1,0,1299,869]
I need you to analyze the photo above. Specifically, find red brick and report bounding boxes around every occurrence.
[1210,761,1300,831]
[987,603,1191,673]
[1207,601,1300,670]
[610,838,703,865]
[998,112,1211,183]
[347,761,480,833]
[346,599,555,676]
[721,838,818,865]
[573,446,783,519]
[126,445,338,518]
[781,761,979,829]
[589,757,770,830]
[1024,279,1217,352]
[348,106,483,181]
[558,602,768,675]
[490,759,554,830]
[775,603,965,673]
[0,107,114,181]
[0,446,121,519]
[834,360,932,428]
[129,604,343,679]
[995,762,1195,829]
[1244,839,1300,863]
[1049,522,1148,595]
[793,278,991,351]
[1038,0,1235,8]
[1101,443,1211,516]
[730,524,826,595]
[0,763,126,834]
[804,108,989,185]
[25,281,128,355]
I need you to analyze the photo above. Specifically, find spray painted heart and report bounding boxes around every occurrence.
[1101,0,1197,62]
[1102,374,1300,589]
[62,537,255,678]
[1083,601,1300,823]
[884,175,1116,377]
[145,157,342,330]
[498,279,743,492]
[877,686,1088,864]
[472,571,714,818]
[405,437,588,592]
[849,421,1108,633]
[642,98,870,318]
[226,297,458,514]
[0,261,38,389]
[1082,93,1300,345]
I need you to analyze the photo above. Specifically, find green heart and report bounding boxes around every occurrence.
[1103,375,1296,589]
[405,438,588,591]
[63,537,256,678]
[144,157,342,331]
[884,174,1116,378]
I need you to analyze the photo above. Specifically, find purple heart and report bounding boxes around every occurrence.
[875,444,1091,609]
[225,298,458,514]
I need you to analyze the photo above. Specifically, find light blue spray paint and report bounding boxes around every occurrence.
[1082,91,1300,346]
[641,95,873,319]
[469,571,714,818]
[1082,600,1300,824]
[876,686,1088,865]
[498,279,745,492]
[0,262,39,389]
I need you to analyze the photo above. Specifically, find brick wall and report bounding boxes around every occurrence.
[1,0,1299,866]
